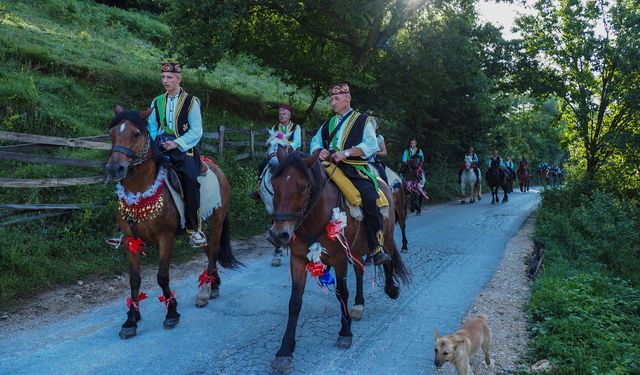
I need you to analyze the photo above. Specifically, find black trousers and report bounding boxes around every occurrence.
[339,164,383,251]
[166,147,201,231]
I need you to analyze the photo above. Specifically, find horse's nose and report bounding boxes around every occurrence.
[269,229,290,246]
[105,162,127,180]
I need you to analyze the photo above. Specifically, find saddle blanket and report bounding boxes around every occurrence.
[165,167,222,229]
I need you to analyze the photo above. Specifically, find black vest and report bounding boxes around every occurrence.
[320,111,368,163]
[153,89,197,138]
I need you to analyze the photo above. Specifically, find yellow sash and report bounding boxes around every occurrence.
[323,162,389,208]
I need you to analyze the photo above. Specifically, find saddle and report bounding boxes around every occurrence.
[323,162,389,221]
[164,157,223,229]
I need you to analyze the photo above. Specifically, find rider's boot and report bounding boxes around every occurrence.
[371,230,392,266]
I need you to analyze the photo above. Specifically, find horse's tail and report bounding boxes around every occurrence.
[388,242,411,287]
[217,215,243,269]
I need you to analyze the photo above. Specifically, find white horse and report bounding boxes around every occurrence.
[460,155,482,204]
[259,128,293,266]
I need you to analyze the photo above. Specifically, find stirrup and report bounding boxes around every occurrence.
[189,230,208,248]
[106,234,123,249]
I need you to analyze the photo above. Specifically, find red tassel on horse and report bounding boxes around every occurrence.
[305,262,325,277]
[197,269,216,288]
[125,237,145,255]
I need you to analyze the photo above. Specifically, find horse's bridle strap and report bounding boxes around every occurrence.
[111,145,138,159]
[272,212,303,221]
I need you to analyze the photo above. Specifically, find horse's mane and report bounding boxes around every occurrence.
[272,151,326,202]
[109,111,148,133]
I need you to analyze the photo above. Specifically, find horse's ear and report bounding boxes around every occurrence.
[115,105,124,115]
[139,108,152,120]
[433,330,441,340]
[304,149,320,168]
[277,145,287,163]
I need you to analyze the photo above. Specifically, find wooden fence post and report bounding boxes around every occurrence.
[250,129,255,158]
[218,125,225,154]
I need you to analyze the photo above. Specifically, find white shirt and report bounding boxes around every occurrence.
[310,109,379,159]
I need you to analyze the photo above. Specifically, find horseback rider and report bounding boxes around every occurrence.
[369,118,389,184]
[458,146,480,182]
[401,138,425,165]
[251,104,302,201]
[504,155,515,180]
[309,82,391,266]
[147,62,207,248]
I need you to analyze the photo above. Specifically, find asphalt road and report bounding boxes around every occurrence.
[0,188,539,375]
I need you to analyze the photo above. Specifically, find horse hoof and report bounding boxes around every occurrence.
[163,317,180,329]
[119,326,137,339]
[195,297,209,308]
[460,200,465,204]
[209,287,219,300]
[336,335,353,349]
[350,304,364,321]
[196,284,211,307]
[271,356,293,372]
[478,196,481,200]
[401,247,408,253]
[271,257,282,267]
[470,200,475,204]
[385,284,400,300]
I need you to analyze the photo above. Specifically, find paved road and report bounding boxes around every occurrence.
[0,189,539,375]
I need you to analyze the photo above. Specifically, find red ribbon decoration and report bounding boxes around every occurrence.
[125,237,145,255]
[305,262,325,277]
[325,220,343,241]
[158,291,176,308]
[197,269,216,288]
[126,292,147,311]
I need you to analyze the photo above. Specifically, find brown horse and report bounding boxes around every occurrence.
[269,149,410,372]
[105,106,240,339]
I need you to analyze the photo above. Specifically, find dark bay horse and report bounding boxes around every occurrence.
[486,159,509,204]
[518,161,530,192]
[269,149,410,371]
[400,155,428,215]
[105,106,240,339]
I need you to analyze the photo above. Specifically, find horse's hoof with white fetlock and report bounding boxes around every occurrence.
[336,335,353,349]
[163,315,180,329]
[209,287,219,299]
[119,326,137,339]
[271,356,293,372]
[271,257,282,267]
[195,284,211,308]
[350,304,364,321]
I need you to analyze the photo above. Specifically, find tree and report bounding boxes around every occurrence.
[165,0,431,122]
[514,0,640,178]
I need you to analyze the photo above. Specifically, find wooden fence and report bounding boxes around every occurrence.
[0,127,307,224]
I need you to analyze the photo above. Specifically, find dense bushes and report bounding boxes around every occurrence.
[529,183,640,373]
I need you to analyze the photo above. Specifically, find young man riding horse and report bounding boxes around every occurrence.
[147,62,207,248]
[458,145,480,182]
[309,82,391,266]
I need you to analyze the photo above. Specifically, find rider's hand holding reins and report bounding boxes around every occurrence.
[161,140,180,150]
[319,148,331,161]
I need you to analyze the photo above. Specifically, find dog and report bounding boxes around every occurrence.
[433,314,491,375]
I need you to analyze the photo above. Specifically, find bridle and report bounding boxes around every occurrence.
[110,132,171,168]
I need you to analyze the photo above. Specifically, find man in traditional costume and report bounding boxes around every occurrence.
[458,145,480,182]
[310,82,391,266]
[147,62,207,248]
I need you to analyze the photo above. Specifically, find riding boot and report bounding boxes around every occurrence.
[372,230,391,266]
[180,164,206,248]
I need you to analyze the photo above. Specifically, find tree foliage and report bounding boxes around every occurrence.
[514,0,640,179]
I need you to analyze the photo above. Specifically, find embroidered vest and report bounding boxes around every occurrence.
[153,89,197,140]
[320,111,368,165]
[276,123,299,146]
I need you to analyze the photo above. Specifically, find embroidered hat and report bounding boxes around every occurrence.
[279,104,292,113]
[330,82,350,95]
[161,62,181,74]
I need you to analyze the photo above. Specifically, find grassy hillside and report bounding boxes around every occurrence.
[0,0,330,305]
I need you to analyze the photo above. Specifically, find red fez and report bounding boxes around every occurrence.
[161,62,181,73]
[279,104,292,113]
[330,82,350,95]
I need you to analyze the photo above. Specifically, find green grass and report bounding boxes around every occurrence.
[528,183,640,374]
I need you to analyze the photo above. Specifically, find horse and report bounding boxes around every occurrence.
[485,159,509,204]
[460,155,482,204]
[268,149,410,372]
[517,161,530,192]
[537,165,549,186]
[258,128,295,266]
[371,165,409,251]
[548,167,563,187]
[400,155,428,215]
[105,106,241,339]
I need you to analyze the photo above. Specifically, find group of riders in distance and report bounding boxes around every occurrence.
[104,63,560,371]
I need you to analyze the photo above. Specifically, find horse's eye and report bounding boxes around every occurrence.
[298,185,307,193]
[133,132,140,138]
